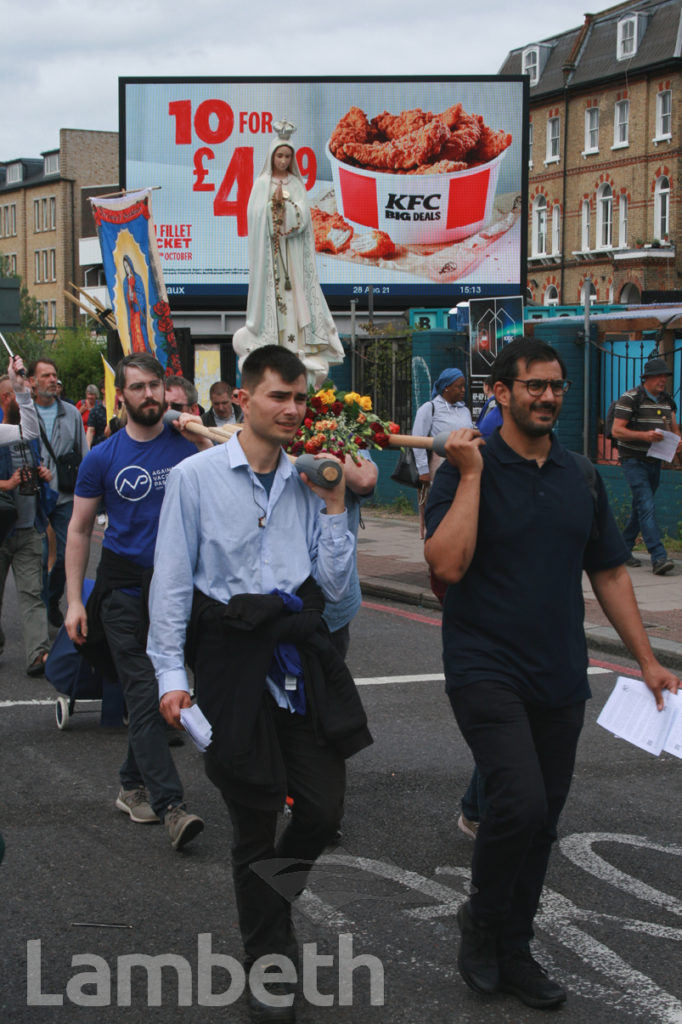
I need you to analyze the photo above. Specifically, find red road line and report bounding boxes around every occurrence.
[588,657,642,678]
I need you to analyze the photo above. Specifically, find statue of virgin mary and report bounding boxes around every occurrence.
[233,121,344,386]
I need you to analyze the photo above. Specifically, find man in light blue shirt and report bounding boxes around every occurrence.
[150,346,369,1022]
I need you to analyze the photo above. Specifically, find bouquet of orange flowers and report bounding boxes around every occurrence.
[286,386,400,463]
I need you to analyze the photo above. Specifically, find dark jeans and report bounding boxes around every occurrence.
[205,699,346,968]
[449,679,584,953]
[621,457,666,564]
[461,765,487,822]
[101,590,184,817]
[42,499,73,608]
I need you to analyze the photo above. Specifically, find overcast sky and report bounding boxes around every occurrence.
[2,0,594,160]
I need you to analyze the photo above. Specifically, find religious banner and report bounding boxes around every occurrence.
[90,189,183,374]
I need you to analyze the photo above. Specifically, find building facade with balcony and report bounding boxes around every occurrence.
[0,129,117,330]
[500,0,682,307]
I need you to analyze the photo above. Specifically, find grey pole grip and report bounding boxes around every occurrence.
[295,454,343,489]
[431,431,452,458]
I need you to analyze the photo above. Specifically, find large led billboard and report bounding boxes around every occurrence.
[121,77,528,310]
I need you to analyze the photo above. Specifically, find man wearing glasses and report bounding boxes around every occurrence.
[425,340,679,1010]
[65,354,209,852]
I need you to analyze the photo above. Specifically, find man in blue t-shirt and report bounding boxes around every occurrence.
[64,353,209,852]
[425,339,679,1011]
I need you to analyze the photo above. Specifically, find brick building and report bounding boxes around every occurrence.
[0,129,117,330]
[500,0,682,307]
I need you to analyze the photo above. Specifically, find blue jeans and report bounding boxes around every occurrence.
[621,458,666,565]
[42,499,73,607]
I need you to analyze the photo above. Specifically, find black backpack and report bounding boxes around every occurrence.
[604,388,643,440]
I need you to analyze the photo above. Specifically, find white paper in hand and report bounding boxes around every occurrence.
[596,676,678,756]
[179,704,213,753]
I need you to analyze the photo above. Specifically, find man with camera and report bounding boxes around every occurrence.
[28,358,87,628]
[0,357,53,675]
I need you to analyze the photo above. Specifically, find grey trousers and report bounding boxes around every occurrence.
[0,527,50,668]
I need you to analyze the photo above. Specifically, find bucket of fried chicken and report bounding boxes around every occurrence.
[326,103,512,245]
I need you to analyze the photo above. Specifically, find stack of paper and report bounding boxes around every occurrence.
[597,676,682,757]
[179,704,213,753]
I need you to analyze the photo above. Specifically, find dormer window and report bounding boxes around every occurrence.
[6,163,23,185]
[43,152,59,176]
[523,47,539,86]
[617,14,646,59]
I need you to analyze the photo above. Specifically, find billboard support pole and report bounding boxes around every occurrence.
[583,279,591,458]
[350,299,357,392]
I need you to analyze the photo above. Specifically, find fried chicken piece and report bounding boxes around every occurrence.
[436,103,464,129]
[371,108,434,139]
[329,107,377,158]
[342,119,450,171]
[467,123,513,164]
[408,158,468,174]
[311,207,354,254]
[440,110,482,163]
[350,230,396,259]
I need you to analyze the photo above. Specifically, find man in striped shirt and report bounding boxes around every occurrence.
[611,357,681,575]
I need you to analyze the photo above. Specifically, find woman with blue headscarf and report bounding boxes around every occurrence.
[412,367,474,537]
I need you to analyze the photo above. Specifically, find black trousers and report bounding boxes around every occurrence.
[449,679,585,954]
[205,698,346,969]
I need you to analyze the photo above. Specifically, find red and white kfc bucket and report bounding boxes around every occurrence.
[326,144,507,246]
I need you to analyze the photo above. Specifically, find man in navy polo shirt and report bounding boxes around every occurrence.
[425,339,679,1010]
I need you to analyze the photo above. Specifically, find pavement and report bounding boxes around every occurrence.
[357,511,682,671]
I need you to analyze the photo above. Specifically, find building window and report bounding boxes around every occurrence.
[618,16,637,59]
[43,250,49,282]
[11,205,16,235]
[43,152,59,176]
[546,117,560,162]
[523,47,539,86]
[532,195,547,255]
[655,90,672,140]
[50,301,57,327]
[584,108,599,153]
[581,280,597,306]
[34,199,41,232]
[614,100,629,146]
[50,196,56,229]
[581,200,591,250]
[49,249,56,281]
[544,285,559,306]
[654,176,670,240]
[6,163,22,185]
[597,183,613,248]
[551,204,560,255]
[528,122,533,167]
[618,195,628,247]
[35,252,41,283]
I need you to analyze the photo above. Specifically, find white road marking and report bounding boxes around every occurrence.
[354,674,444,686]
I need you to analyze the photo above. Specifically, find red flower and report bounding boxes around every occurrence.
[304,439,319,453]
[373,432,390,448]
[157,316,174,333]
[310,396,324,411]
[388,422,400,434]
[303,418,313,429]
[331,401,344,415]
[153,301,170,316]
[369,421,383,433]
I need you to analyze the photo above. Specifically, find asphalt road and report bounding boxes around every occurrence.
[1,587,680,1024]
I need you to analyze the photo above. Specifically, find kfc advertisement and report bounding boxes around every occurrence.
[120,77,528,308]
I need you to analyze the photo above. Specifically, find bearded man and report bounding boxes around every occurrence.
[64,353,208,852]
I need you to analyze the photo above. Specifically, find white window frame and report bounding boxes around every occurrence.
[43,152,59,176]
[583,108,599,154]
[544,285,559,306]
[581,200,591,251]
[532,195,547,256]
[49,248,56,281]
[43,250,49,282]
[523,47,539,86]
[34,252,41,283]
[613,100,630,148]
[551,204,560,255]
[596,183,613,248]
[618,16,637,59]
[10,254,17,275]
[34,199,41,232]
[655,90,672,142]
[50,196,56,229]
[6,163,22,185]
[654,176,670,240]
[545,117,560,164]
[618,195,628,248]
[50,301,57,327]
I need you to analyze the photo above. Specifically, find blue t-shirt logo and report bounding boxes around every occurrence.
[115,465,152,501]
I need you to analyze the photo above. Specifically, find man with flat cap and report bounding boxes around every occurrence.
[611,356,681,575]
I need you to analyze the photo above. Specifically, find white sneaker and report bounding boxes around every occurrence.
[115,787,159,823]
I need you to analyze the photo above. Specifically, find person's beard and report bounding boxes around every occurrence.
[508,392,560,437]
[4,400,20,425]
[123,396,164,427]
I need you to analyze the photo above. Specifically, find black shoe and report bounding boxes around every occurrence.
[625,555,642,567]
[27,653,48,677]
[652,558,674,575]
[48,601,64,628]
[456,901,499,994]
[247,985,296,1022]
[499,949,567,1008]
